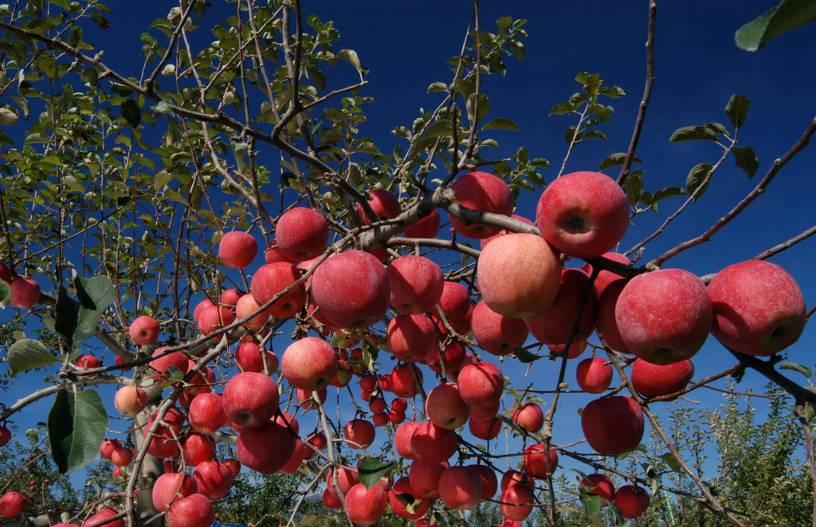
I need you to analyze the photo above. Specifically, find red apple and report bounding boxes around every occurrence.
[596,279,630,353]
[152,472,197,512]
[264,242,294,264]
[110,446,133,467]
[222,372,279,428]
[220,288,240,307]
[114,385,148,416]
[404,209,441,238]
[708,260,806,356]
[523,444,558,479]
[473,465,498,499]
[548,339,588,359]
[197,305,235,336]
[344,419,375,449]
[500,483,535,521]
[457,362,504,407]
[344,481,389,526]
[99,439,120,459]
[582,252,632,298]
[10,276,40,309]
[167,493,214,527]
[149,347,189,382]
[75,354,101,369]
[410,422,458,463]
[439,281,472,323]
[501,470,532,492]
[390,364,423,398]
[218,231,257,269]
[425,383,470,430]
[145,408,185,458]
[469,415,502,440]
[236,421,296,474]
[535,171,629,258]
[129,315,160,345]
[387,255,444,314]
[480,214,536,249]
[581,473,615,503]
[82,507,123,527]
[512,403,544,433]
[235,341,277,373]
[281,337,338,390]
[388,477,430,520]
[250,262,306,320]
[438,466,483,510]
[395,422,420,459]
[0,427,10,447]
[614,485,650,519]
[357,189,401,223]
[576,358,612,394]
[526,269,598,345]
[387,314,438,362]
[471,301,528,356]
[182,434,215,467]
[275,207,328,261]
[450,171,514,238]
[409,459,447,499]
[193,460,234,499]
[193,299,215,323]
[631,358,694,398]
[235,294,272,331]
[581,396,644,455]
[189,392,226,434]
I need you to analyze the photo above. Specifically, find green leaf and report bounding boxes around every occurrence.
[779,361,811,379]
[48,389,108,473]
[419,120,453,140]
[427,81,448,93]
[55,276,114,347]
[514,347,543,363]
[725,95,750,128]
[337,49,363,76]
[706,122,730,135]
[580,493,602,527]
[735,0,816,52]
[8,339,57,375]
[669,125,718,143]
[357,457,395,488]
[0,280,10,307]
[600,152,640,171]
[622,170,645,205]
[686,162,714,199]
[482,118,520,132]
[732,145,759,178]
[660,452,684,473]
[121,99,141,128]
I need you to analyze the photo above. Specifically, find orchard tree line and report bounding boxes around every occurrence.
[0,1,814,527]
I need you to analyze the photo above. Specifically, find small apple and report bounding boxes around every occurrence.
[218,231,257,269]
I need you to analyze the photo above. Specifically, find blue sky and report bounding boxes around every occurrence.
[3,0,816,499]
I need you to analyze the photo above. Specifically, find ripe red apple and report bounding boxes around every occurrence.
[548,339,588,359]
[614,485,650,519]
[387,314,438,362]
[582,252,632,298]
[631,358,694,398]
[469,397,500,420]
[99,439,120,459]
[438,466,483,510]
[581,473,615,503]
[310,250,389,328]
[387,255,444,314]
[264,242,294,264]
[469,415,502,440]
[404,209,441,238]
[322,486,342,509]
[306,432,327,458]
[478,233,562,317]
[167,493,214,527]
[357,189,401,223]
[275,207,328,260]
[189,392,226,434]
[439,281,472,323]
[110,446,133,466]
[145,407,185,458]
[82,507,123,527]
[457,362,504,407]
[182,434,215,467]
[390,364,423,398]
[235,341,277,373]
[501,469,532,492]
[281,337,338,390]
[235,294,272,331]
[10,276,40,309]
[223,459,241,476]
[409,459,447,499]
[425,383,470,430]
[197,305,236,336]
[472,465,498,499]
[220,288,240,307]
[388,476,430,520]
[581,396,644,455]
[708,260,806,356]
[236,421,296,473]
[616,269,712,364]
[193,298,215,323]
[129,315,160,345]
[523,444,558,479]
[395,421,420,459]
[576,358,613,394]
[114,385,148,416]
[0,427,10,447]
[480,214,536,249]
[222,372,279,428]
[193,460,234,499]
[512,403,544,433]
[218,231,257,269]
[328,466,360,496]
[344,419,375,449]
[526,269,598,345]
[250,262,306,319]
[500,483,535,521]
[344,481,389,526]
[152,472,197,511]
[410,422,458,463]
[279,440,310,473]
[75,354,101,369]
[427,341,467,376]
[596,279,630,353]
[536,171,629,258]
[297,387,327,410]
[471,301,528,356]
[450,171,514,238]
[149,348,189,383]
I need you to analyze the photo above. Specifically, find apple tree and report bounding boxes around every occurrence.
[0,1,814,527]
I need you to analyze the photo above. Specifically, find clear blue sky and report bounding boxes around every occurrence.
[3,0,815,496]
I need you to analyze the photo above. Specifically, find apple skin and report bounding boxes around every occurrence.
[99,439,120,459]
[357,189,401,223]
[149,348,190,382]
[328,466,360,496]
[0,427,10,446]
[193,299,215,323]
[409,459,448,499]
[235,341,278,373]
[548,339,587,359]
[250,262,306,320]
[526,268,598,345]
[182,434,215,467]
[152,472,197,512]
[596,279,631,353]
[523,444,559,479]
[114,385,148,416]
[388,476,430,520]
[469,398,500,420]
[404,209,441,238]
[129,315,160,345]
[167,493,214,527]
[410,422,458,464]
[471,301,528,356]
[708,260,806,356]
[427,341,467,376]
[220,288,241,307]
[263,242,294,264]
[10,276,40,308]
[218,231,258,269]
[390,364,423,398]
[110,446,133,467]
[344,419,376,449]
[387,314,438,363]
[281,337,338,390]
[344,481,389,526]
[425,383,470,430]
[222,372,279,429]
[236,420,296,474]
[581,396,644,455]
[477,233,562,318]
[631,358,694,398]
[0,491,25,519]
[581,473,615,503]
[501,470,532,492]
[479,214,536,249]
[439,281,472,323]
[469,415,502,440]
[616,269,712,364]
[575,358,613,394]
[536,171,629,258]
[387,255,444,314]
[189,392,226,434]
[310,250,390,329]
[145,408,185,458]
[82,507,124,527]
[275,207,328,261]
[273,411,300,435]
[614,485,650,519]
[450,171,514,238]
[197,305,236,336]
[235,294,272,331]
[473,465,498,499]
[500,483,535,521]
[193,460,234,499]
[512,403,544,433]
[395,421,420,459]
[457,362,504,407]
[582,252,632,298]
[322,486,342,509]
[438,466,483,510]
